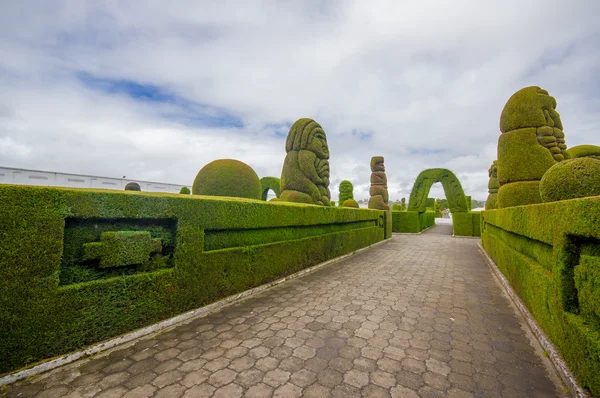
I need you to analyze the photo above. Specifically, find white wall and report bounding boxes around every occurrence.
[0,166,190,194]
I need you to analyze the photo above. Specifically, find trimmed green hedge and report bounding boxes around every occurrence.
[391,210,434,233]
[193,159,262,200]
[482,198,600,395]
[260,176,281,201]
[0,185,390,374]
[179,186,190,195]
[452,212,480,237]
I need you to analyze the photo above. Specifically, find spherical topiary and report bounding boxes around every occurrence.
[192,159,262,200]
[392,203,401,211]
[342,199,359,208]
[179,186,191,194]
[540,158,600,202]
[124,182,141,191]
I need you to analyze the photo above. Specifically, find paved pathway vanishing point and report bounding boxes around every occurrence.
[2,224,568,398]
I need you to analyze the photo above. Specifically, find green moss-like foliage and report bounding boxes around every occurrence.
[500,86,563,134]
[193,159,262,200]
[481,198,600,394]
[497,181,541,208]
[425,197,435,208]
[400,198,406,211]
[392,203,401,211]
[124,182,141,191]
[540,158,600,203]
[566,145,600,160]
[0,184,389,373]
[329,201,336,206]
[280,118,331,206]
[342,199,359,208]
[368,156,389,210]
[407,168,468,213]
[338,180,354,206]
[260,176,281,201]
[179,186,190,195]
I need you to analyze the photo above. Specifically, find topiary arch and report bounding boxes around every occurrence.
[260,177,281,201]
[408,169,468,213]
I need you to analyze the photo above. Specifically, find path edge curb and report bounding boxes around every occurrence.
[477,243,591,398]
[0,238,390,387]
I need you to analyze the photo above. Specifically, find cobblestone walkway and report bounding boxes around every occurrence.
[2,225,566,397]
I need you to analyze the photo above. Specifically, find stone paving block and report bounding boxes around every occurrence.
[2,225,567,397]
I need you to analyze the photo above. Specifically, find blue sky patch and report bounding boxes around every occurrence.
[76,72,243,128]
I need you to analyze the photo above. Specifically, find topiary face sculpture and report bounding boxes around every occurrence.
[280,118,331,206]
[500,86,566,162]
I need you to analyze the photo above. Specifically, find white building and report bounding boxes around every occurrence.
[0,166,190,194]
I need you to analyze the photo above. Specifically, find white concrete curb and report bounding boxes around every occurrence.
[0,238,390,387]
[477,243,591,398]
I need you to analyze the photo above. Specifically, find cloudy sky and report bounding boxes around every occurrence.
[1,1,599,201]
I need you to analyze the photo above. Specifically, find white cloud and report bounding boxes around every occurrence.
[1,0,599,201]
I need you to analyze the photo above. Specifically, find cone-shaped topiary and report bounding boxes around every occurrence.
[124,182,141,191]
[280,118,331,206]
[338,180,354,206]
[540,158,600,202]
[193,159,262,200]
[179,186,190,195]
[260,177,281,201]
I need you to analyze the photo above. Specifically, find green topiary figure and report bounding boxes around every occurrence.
[400,197,406,211]
[179,186,190,194]
[260,177,281,201]
[485,161,499,210]
[124,182,141,191]
[368,156,389,210]
[497,86,566,207]
[338,180,356,207]
[280,118,331,206]
[540,158,600,202]
[192,159,262,200]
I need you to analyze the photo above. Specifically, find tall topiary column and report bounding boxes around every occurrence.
[485,161,498,209]
[280,118,331,206]
[368,156,389,210]
[497,86,565,208]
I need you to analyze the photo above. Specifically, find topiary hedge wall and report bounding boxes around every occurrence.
[391,210,435,233]
[0,185,390,374]
[482,198,600,395]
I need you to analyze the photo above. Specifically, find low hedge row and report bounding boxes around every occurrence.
[0,185,390,374]
[452,212,481,237]
[482,197,600,395]
[391,210,435,233]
